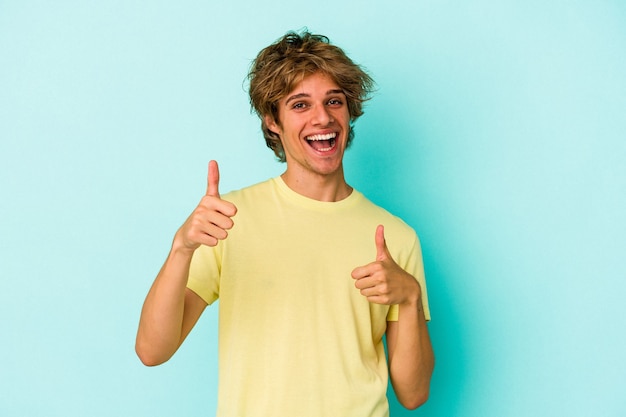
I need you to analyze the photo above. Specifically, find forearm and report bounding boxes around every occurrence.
[135,244,194,366]
[388,299,434,409]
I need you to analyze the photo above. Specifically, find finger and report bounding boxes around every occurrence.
[206,160,220,197]
[351,265,371,280]
[201,222,230,241]
[187,217,230,246]
[203,209,235,231]
[353,275,377,291]
[194,233,219,248]
[199,195,238,218]
[375,224,389,261]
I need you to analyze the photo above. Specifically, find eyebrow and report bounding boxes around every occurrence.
[284,89,346,105]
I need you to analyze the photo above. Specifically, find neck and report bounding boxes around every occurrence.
[280,168,352,202]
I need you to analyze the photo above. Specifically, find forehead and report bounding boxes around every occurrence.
[283,72,343,99]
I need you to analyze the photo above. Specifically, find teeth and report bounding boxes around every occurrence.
[306,133,337,141]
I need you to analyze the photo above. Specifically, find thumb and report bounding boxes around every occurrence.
[206,160,220,197]
[375,224,389,261]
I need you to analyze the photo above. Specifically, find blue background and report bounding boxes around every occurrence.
[1,1,625,416]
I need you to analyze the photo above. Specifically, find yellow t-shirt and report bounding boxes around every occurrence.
[187,177,429,417]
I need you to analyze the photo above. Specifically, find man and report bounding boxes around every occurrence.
[136,31,434,416]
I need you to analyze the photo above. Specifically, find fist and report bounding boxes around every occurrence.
[351,225,421,306]
[175,160,237,252]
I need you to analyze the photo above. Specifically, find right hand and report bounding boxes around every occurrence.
[174,160,237,252]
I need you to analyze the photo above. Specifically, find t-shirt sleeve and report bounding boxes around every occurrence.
[186,244,221,305]
[386,233,431,322]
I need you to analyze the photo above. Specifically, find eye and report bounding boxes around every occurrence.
[292,102,308,110]
[328,98,344,106]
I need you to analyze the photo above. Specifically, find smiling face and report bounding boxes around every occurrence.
[265,72,351,183]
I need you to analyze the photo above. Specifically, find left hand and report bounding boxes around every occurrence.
[351,225,422,305]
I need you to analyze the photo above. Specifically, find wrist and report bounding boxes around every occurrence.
[399,276,422,307]
[170,237,197,259]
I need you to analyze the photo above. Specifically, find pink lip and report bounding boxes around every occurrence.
[303,130,338,139]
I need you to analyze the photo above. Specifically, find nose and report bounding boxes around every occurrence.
[311,105,333,126]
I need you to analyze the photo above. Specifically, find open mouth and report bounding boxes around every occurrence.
[305,132,337,152]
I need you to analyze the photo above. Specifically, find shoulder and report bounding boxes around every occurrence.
[353,190,417,239]
[222,178,276,204]
[353,192,423,268]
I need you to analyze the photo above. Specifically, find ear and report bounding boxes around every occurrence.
[264,115,281,136]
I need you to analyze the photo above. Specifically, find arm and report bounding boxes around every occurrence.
[386,294,434,409]
[135,249,208,366]
[135,161,237,366]
[351,225,434,409]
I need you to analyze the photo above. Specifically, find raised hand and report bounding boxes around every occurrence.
[174,160,238,252]
[351,225,421,305]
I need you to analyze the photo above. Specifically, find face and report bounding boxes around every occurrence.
[266,72,351,180]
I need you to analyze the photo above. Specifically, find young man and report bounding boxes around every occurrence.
[136,31,434,416]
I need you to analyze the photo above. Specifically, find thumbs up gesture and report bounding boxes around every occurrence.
[174,160,238,253]
[351,225,422,306]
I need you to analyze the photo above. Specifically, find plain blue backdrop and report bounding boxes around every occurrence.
[1,1,625,416]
